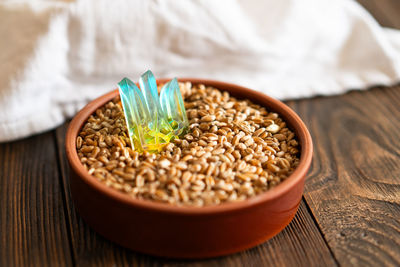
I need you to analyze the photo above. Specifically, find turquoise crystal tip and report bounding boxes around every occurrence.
[117,71,188,153]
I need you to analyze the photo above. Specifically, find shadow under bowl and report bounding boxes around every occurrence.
[65,79,313,259]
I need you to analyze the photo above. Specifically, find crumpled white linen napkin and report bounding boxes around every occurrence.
[1,0,400,142]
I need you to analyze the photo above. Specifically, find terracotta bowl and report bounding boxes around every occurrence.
[65,79,313,259]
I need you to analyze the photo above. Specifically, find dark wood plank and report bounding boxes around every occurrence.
[0,132,74,266]
[55,123,336,266]
[287,86,400,266]
[357,0,400,28]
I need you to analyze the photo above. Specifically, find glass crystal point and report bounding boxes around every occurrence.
[118,71,188,153]
[160,78,188,136]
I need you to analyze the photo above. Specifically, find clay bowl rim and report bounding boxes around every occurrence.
[66,78,313,215]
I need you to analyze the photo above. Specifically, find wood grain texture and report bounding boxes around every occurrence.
[0,132,73,266]
[55,123,336,267]
[0,1,399,266]
[286,86,400,266]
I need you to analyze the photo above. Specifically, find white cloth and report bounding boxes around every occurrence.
[1,0,400,142]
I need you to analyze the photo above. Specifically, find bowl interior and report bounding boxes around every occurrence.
[65,78,313,214]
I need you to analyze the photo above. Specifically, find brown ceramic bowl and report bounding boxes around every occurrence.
[65,79,313,259]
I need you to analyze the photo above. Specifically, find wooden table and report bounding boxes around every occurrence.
[1,1,399,266]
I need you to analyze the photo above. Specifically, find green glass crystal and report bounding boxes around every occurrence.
[118,71,188,153]
[160,78,188,136]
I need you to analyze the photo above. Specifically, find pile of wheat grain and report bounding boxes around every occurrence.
[76,83,300,206]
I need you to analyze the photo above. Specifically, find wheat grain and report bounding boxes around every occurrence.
[76,83,300,206]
